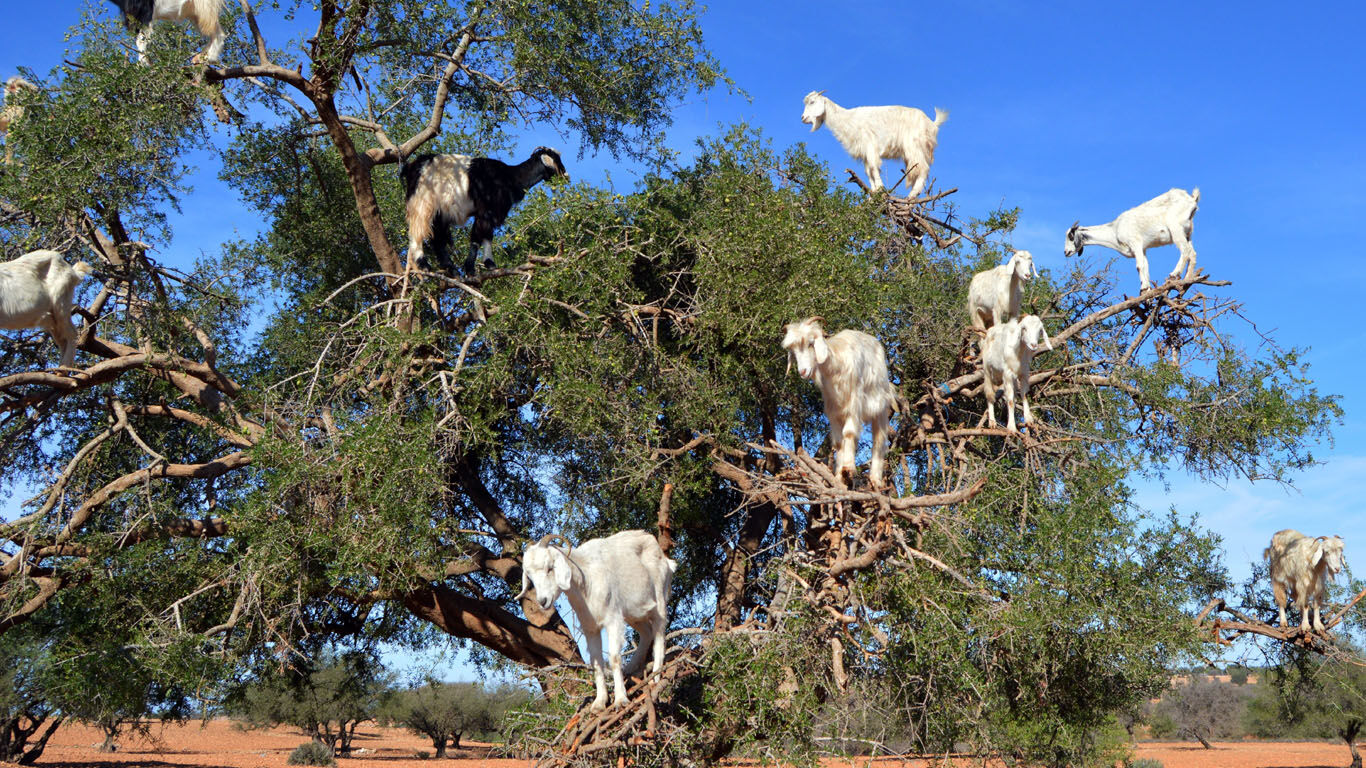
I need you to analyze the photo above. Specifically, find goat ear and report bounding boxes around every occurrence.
[812,335,830,365]
[515,566,529,601]
[553,551,573,592]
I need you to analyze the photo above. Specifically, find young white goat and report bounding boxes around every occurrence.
[967,249,1036,333]
[402,147,567,275]
[981,314,1052,433]
[1,250,94,369]
[518,530,676,711]
[107,0,226,64]
[800,90,947,197]
[1063,188,1200,291]
[781,317,896,487]
[1,77,37,165]
[1265,529,1345,632]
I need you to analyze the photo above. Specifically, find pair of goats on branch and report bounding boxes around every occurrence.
[1265,529,1346,633]
[1,249,94,369]
[801,90,947,198]
[968,250,1053,432]
[518,530,677,712]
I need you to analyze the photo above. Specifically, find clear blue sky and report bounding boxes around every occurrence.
[4,2,1363,674]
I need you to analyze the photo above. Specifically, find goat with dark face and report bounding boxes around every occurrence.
[402,146,568,275]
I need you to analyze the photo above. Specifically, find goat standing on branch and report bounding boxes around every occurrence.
[1,76,36,165]
[1266,529,1346,632]
[981,314,1052,433]
[107,0,227,64]
[1064,188,1200,291]
[518,530,676,712]
[968,249,1036,333]
[800,90,946,197]
[1,249,94,369]
[782,317,895,487]
[402,147,567,276]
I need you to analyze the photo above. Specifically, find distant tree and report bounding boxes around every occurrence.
[1246,649,1366,768]
[387,680,531,756]
[1228,667,1250,686]
[234,650,391,756]
[1154,678,1250,749]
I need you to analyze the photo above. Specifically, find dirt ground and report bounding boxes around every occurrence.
[33,721,1361,768]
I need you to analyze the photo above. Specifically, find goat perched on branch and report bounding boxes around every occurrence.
[968,249,1036,333]
[402,147,567,275]
[1266,529,1345,632]
[1,76,36,165]
[1064,188,1200,291]
[107,0,227,64]
[782,317,895,487]
[1,249,94,369]
[518,530,676,711]
[981,314,1052,433]
[800,90,946,197]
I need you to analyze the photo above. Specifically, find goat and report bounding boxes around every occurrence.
[981,314,1052,433]
[1,250,95,369]
[967,249,1036,333]
[781,317,896,487]
[1265,529,1345,632]
[1,77,37,166]
[517,530,676,711]
[1063,188,1200,291]
[401,147,567,275]
[107,0,226,64]
[800,90,947,197]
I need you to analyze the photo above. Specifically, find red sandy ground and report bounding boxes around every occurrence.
[32,721,1361,768]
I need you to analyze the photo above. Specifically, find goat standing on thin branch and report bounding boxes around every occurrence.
[981,314,1052,433]
[1064,188,1200,291]
[800,90,946,197]
[968,249,1036,333]
[782,317,895,487]
[1,249,94,369]
[107,0,227,64]
[518,530,676,712]
[1266,529,1345,632]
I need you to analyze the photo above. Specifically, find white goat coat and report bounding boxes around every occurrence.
[981,315,1052,433]
[1265,529,1345,632]
[968,250,1035,332]
[1065,188,1200,291]
[519,530,676,711]
[782,319,895,486]
[1,250,93,368]
[801,91,947,197]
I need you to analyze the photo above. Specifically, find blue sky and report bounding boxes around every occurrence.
[4,2,1363,674]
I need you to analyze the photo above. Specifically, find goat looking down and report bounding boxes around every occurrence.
[402,146,567,275]
[1265,529,1345,632]
[800,90,947,197]
[1064,188,1200,291]
[1,249,94,369]
[107,0,226,64]
[1,77,37,166]
[518,530,676,711]
[968,249,1036,333]
[981,314,1052,433]
[782,317,896,487]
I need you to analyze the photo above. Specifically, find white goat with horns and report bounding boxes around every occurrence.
[981,314,1052,433]
[800,90,947,197]
[518,530,677,711]
[781,317,896,487]
[1265,529,1346,633]
[1063,188,1200,291]
[1,250,94,369]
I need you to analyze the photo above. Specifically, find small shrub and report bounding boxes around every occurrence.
[1129,759,1163,768]
[286,741,335,767]
[415,750,430,759]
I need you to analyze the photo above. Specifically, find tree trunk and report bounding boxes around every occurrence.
[1341,719,1362,768]
[432,735,447,759]
[452,731,462,750]
[17,716,64,766]
[402,583,580,667]
[99,722,119,752]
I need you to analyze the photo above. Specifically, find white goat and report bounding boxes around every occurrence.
[1,77,37,165]
[967,249,1037,333]
[800,90,947,197]
[108,0,227,64]
[981,315,1052,433]
[1265,529,1345,632]
[1063,188,1200,291]
[781,317,896,487]
[518,530,676,711]
[1,250,94,369]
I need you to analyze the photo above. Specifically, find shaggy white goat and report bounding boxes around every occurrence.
[981,314,1052,433]
[1265,529,1345,632]
[1,250,94,369]
[108,0,226,64]
[518,530,676,711]
[781,317,896,487]
[800,90,947,197]
[1,77,37,165]
[1064,188,1200,291]
[967,249,1036,333]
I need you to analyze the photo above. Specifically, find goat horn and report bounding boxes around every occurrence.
[538,532,575,554]
[807,315,825,326]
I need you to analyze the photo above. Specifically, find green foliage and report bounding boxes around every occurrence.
[1244,651,1366,741]
[1129,759,1164,768]
[1149,678,1250,747]
[385,681,529,756]
[287,740,337,767]
[233,650,391,755]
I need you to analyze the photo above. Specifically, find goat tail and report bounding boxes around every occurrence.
[932,107,949,126]
[1191,186,1201,205]
[72,261,94,280]
[193,0,224,37]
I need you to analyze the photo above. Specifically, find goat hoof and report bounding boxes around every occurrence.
[482,257,495,270]
[589,699,607,713]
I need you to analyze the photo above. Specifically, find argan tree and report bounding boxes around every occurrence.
[0,3,1348,768]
